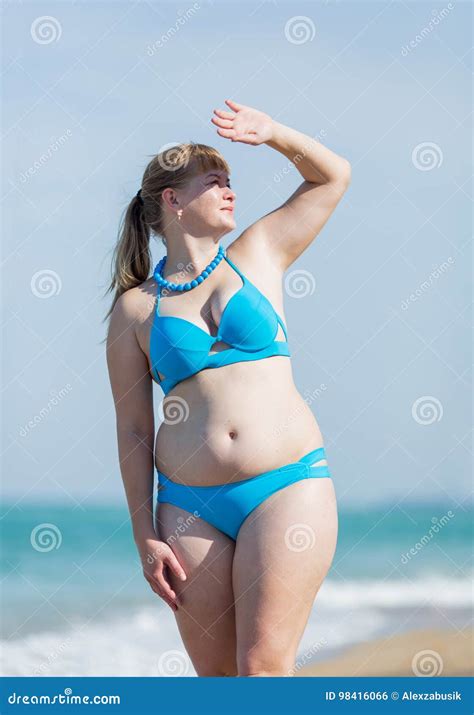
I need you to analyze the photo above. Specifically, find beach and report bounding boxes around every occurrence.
[296,626,474,677]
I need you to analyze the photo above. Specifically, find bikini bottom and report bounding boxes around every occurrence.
[156,446,331,541]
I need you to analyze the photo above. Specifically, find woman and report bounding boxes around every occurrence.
[106,99,350,677]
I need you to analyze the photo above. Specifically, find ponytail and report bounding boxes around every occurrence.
[102,193,151,327]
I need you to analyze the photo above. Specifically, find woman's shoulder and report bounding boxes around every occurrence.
[112,278,156,326]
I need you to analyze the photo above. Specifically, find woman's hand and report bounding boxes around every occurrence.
[211,99,274,145]
[137,536,187,612]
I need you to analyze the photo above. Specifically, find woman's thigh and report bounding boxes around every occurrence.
[232,476,338,676]
[156,502,238,677]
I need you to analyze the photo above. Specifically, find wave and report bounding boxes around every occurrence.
[1,607,189,677]
[2,575,472,677]
[319,575,473,608]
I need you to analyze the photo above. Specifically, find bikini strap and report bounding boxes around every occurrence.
[150,279,162,384]
[298,447,326,466]
[277,314,288,341]
[223,251,246,281]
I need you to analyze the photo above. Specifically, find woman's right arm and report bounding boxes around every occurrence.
[106,289,186,610]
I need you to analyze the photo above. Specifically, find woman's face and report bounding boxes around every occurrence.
[168,169,236,237]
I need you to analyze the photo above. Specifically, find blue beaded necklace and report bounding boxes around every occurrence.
[153,244,225,292]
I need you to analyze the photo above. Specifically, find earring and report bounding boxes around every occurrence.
[177,209,183,220]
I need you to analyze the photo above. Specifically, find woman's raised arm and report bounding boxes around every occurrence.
[212,100,351,271]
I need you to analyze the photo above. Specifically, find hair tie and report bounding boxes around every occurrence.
[136,188,144,205]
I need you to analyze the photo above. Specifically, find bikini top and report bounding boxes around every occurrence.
[149,250,291,394]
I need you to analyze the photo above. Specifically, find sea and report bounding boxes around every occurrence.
[1,501,472,676]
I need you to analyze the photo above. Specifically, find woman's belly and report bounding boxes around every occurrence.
[154,357,324,486]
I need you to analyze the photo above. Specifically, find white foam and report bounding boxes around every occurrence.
[1,606,197,677]
[2,575,472,676]
[317,575,473,608]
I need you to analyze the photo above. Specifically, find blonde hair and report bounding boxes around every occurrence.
[103,142,230,327]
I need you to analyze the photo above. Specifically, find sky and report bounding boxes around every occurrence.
[1,0,471,508]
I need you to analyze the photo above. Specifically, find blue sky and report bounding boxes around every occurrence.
[2,0,471,507]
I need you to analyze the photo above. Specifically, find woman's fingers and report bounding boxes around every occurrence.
[216,127,237,140]
[211,116,233,129]
[213,108,235,120]
[138,539,184,612]
[156,569,177,601]
[148,573,178,611]
[164,553,187,582]
[225,98,245,111]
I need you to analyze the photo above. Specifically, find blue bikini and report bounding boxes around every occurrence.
[149,250,290,394]
[150,246,332,540]
[157,448,330,541]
